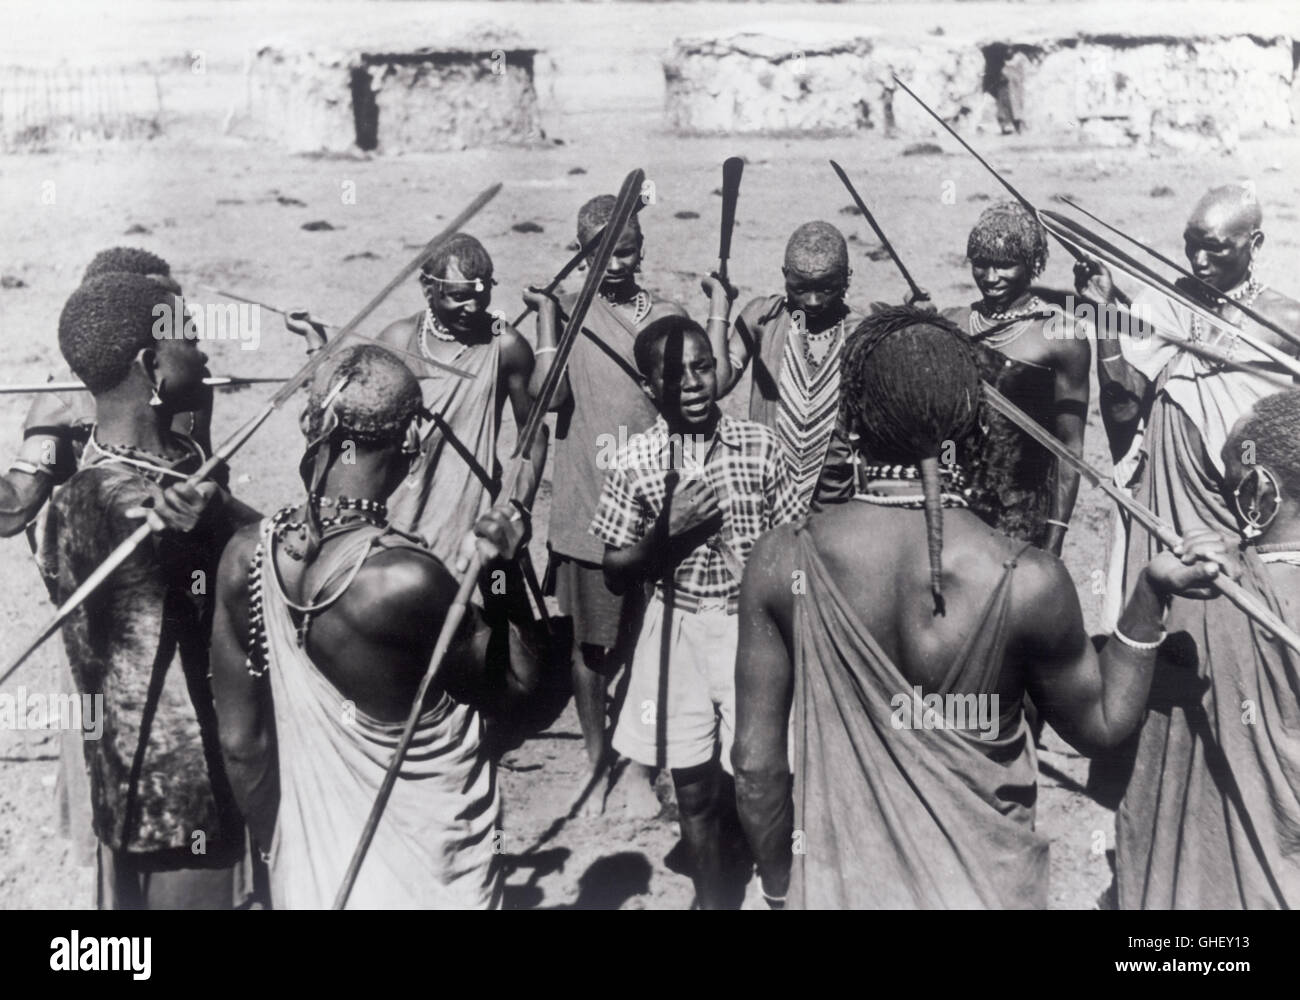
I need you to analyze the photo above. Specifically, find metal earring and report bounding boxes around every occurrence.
[149,380,164,407]
[1235,466,1282,539]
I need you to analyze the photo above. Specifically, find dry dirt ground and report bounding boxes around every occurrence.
[2,1,1300,911]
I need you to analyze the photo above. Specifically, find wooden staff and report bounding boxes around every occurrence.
[982,381,1300,655]
[331,167,647,909]
[0,182,503,690]
[0,376,289,394]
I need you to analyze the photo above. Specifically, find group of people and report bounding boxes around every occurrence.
[3,176,1297,909]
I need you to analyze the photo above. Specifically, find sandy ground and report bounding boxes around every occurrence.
[2,1,1300,911]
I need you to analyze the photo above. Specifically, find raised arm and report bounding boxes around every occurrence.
[524,289,571,412]
[498,326,548,506]
[1015,529,1227,757]
[717,296,765,398]
[1074,259,1151,462]
[732,528,797,907]
[1045,334,1090,556]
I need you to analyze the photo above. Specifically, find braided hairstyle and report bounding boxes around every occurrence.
[840,305,981,614]
[966,200,1049,278]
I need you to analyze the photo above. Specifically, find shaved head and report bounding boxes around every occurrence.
[1189,184,1263,236]
[784,221,849,279]
[1184,183,1264,292]
[306,344,422,446]
[577,194,642,247]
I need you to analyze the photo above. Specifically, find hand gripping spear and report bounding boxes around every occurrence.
[0,182,503,689]
[331,167,648,909]
[1057,195,1300,354]
[982,381,1300,656]
[890,75,1298,382]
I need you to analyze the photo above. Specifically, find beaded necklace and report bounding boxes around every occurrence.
[85,430,200,483]
[969,296,1048,352]
[1189,275,1265,348]
[852,462,972,510]
[603,286,651,326]
[245,496,390,676]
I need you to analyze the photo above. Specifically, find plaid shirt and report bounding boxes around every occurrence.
[590,413,802,603]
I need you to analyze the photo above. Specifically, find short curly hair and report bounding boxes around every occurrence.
[58,272,175,394]
[305,344,423,447]
[82,247,172,285]
[577,193,642,248]
[1228,388,1300,499]
[966,200,1049,278]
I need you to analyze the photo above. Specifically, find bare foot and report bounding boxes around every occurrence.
[610,762,662,819]
[566,764,608,819]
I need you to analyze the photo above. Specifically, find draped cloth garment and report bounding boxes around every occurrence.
[788,526,1047,908]
[259,520,501,909]
[387,331,501,572]
[1115,388,1300,908]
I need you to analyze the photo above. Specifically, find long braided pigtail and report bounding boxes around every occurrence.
[919,454,945,616]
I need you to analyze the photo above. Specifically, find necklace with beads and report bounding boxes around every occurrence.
[1250,538,1300,566]
[969,296,1048,352]
[86,430,199,483]
[244,497,392,676]
[418,308,473,369]
[271,495,389,562]
[1189,274,1265,347]
[796,315,846,370]
[852,462,971,509]
[603,287,651,326]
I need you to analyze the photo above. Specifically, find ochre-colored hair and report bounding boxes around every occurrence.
[966,200,1049,278]
[305,344,423,447]
[841,305,981,613]
[58,272,174,394]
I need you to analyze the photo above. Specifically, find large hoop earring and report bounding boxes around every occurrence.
[1235,465,1282,539]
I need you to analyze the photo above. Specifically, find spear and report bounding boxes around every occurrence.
[829,159,926,302]
[332,167,647,909]
[508,198,649,330]
[1039,210,1300,381]
[1056,195,1300,354]
[0,376,290,394]
[0,182,502,689]
[982,381,1300,656]
[891,74,1087,264]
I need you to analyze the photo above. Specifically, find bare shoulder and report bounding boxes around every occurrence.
[341,546,458,636]
[1005,544,1081,637]
[217,520,264,595]
[376,313,421,347]
[742,523,800,614]
[497,325,534,371]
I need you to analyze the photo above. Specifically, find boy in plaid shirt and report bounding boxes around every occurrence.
[591,314,801,908]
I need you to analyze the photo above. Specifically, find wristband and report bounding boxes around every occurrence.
[1045,519,1069,531]
[707,314,730,324]
[534,346,558,356]
[1099,353,1127,366]
[7,459,46,477]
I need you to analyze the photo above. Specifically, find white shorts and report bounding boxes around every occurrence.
[611,592,738,773]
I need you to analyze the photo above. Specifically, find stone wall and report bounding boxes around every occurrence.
[665,28,1300,151]
[236,43,543,154]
